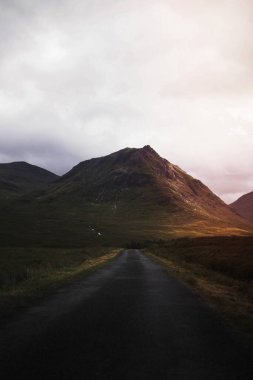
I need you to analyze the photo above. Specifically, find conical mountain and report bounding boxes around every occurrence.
[46,145,240,217]
[0,146,251,246]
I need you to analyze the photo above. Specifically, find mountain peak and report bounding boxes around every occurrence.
[142,145,155,152]
[140,145,161,157]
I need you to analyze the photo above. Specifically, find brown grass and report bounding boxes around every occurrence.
[0,246,119,318]
[144,236,253,335]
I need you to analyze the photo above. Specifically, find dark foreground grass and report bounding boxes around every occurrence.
[144,236,253,335]
[0,246,119,318]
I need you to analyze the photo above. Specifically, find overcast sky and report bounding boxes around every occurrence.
[0,0,253,203]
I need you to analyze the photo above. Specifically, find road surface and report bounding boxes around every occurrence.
[0,250,252,379]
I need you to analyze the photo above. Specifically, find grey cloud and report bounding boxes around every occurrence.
[0,137,81,174]
[0,0,253,202]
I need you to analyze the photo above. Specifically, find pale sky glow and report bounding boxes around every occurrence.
[0,0,253,203]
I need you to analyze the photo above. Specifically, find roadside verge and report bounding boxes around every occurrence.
[144,240,253,337]
[0,246,119,319]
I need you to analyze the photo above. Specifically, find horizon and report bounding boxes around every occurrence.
[0,1,253,203]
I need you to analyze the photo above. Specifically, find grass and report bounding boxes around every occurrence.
[144,236,253,335]
[0,196,251,249]
[0,246,119,318]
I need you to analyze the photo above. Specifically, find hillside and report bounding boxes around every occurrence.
[0,161,58,201]
[230,192,253,223]
[0,147,251,246]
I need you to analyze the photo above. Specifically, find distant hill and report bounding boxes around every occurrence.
[0,147,251,247]
[0,161,58,201]
[230,191,253,223]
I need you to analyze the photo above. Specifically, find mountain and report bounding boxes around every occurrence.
[0,146,251,247]
[230,191,253,223]
[0,161,58,201]
[47,146,232,212]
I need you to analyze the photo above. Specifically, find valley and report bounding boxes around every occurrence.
[0,146,252,379]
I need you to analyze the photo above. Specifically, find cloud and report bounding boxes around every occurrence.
[0,0,253,202]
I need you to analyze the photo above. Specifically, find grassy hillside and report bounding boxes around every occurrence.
[0,195,251,248]
[0,161,58,201]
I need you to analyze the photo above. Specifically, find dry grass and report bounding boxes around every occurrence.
[0,246,119,317]
[144,236,253,335]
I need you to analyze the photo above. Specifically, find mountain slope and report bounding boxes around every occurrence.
[0,161,58,201]
[0,147,251,247]
[46,145,244,219]
[230,192,253,223]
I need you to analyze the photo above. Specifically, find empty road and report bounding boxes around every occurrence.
[0,250,252,379]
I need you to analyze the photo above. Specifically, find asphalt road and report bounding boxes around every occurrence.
[0,250,252,380]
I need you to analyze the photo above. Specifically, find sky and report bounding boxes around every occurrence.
[0,0,253,203]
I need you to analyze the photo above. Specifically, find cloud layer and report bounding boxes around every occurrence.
[0,0,253,203]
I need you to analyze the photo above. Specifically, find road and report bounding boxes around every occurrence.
[0,250,252,379]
